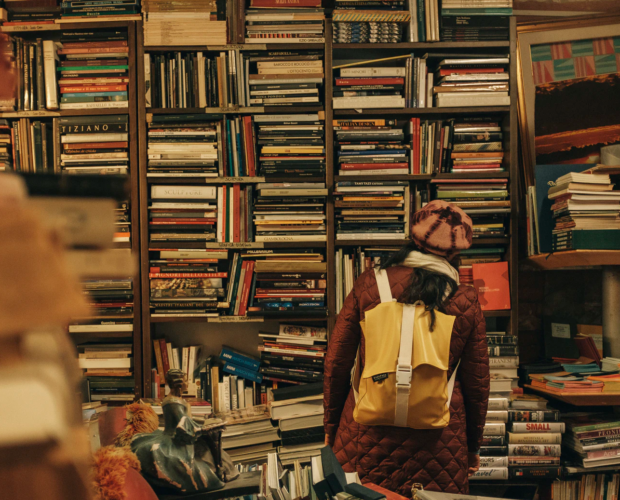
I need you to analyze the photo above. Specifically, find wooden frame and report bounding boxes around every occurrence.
[516,14,620,185]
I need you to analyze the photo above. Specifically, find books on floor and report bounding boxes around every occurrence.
[334,181,409,241]
[142,0,227,46]
[255,114,325,180]
[245,4,325,44]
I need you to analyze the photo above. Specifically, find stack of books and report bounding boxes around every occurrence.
[332,8,409,44]
[335,119,409,176]
[85,376,135,404]
[60,0,139,20]
[149,185,217,244]
[334,182,409,241]
[244,49,324,108]
[449,120,506,174]
[488,331,519,390]
[473,414,507,480]
[548,171,620,251]
[253,183,327,243]
[530,373,604,394]
[259,327,326,385]
[220,346,263,386]
[440,1,512,42]
[564,415,620,469]
[433,57,510,108]
[406,0,441,42]
[335,246,399,312]
[333,59,406,109]
[142,0,227,46]
[147,117,219,178]
[433,178,509,240]
[145,51,243,109]
[83,277,133,318]
[552,474,620,500]
[78,342,133,400]
[255,115,325,180]
[149,249,227,318]
[6,119,54,173]
[59,115,130,176]
[506,395,563,480]
[220,406,279,464]
[244,2,325,44]
[248,255,328,316]
[245,51,324,107]
[56,30,130,110]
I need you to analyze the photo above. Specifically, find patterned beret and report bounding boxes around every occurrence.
[410,200,473,258]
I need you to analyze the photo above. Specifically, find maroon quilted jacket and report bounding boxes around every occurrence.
[324,265,490,495]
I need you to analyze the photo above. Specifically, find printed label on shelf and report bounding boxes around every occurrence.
[208,316,264,323]
[0,110,61,117]
[1,24,61,32]
[205,242,265,249]
[215,177,265,183]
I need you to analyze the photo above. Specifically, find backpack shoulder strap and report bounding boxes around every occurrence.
[374,268,394,303]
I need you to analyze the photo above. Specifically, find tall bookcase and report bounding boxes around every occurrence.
[0,20,144,399]
[134,16,519,397]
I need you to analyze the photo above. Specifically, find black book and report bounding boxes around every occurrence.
[261,357,324,371]
[20,174,128,200]
[440,16,510,28]
[321,446,347,494]
[280,432,325,447]
[480,445,508,456]
[280,426,323,438]
[345,484,386,500]
[508,467,561,480]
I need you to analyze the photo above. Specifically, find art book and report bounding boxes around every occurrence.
[472,261,510,310]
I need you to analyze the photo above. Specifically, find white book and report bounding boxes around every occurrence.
[60,101,129,109]
[488,397,509,410]
[483,422,506,436]
[508,444,561,456]
[436,94,511,107]
[333,96,405,109]
[61,133,128,143]
[419,57,427,107]
[480,456,508,468]
[250,96,319,104]
[409,0,418,42]
[237,378,245,409]
[217,186,224,242]
[489,356,519,368]
[254,114,319,122]
[486,410,508,422]
[78,358,132,369]
[69,323,133,333]
[144,52,151,107]
[337,233,405,240]
[249,78,323,85]
[257,61,323,69]
[43,40,59,110]
[245,387,253,407]
[469,468,508,480]
[510,422,566,433]
[340,67,406,77]
[439,73,509,82]
[150,185,217,200]
[223,376,231,411]
[172,348,180,370]
[427,72,434,107]
[255,235,327,242]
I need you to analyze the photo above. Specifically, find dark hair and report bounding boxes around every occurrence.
[381,241,458,331]
[165,369,186,390]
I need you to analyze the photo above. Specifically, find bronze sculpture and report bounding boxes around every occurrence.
[131,369,237,493]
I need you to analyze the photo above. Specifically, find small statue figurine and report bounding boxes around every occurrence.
[131,369,232,493]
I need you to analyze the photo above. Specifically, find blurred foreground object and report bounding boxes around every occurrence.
[0,173,92,500]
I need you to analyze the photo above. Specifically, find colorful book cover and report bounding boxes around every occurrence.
[472,261,510,311]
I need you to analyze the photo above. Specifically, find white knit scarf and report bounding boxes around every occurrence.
[401,250,460,288]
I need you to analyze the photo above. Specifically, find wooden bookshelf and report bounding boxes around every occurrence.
[129,16,520,396]
[528,251,620,270]
[525,385,620,406]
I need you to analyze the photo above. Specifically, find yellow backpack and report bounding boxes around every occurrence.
[351,268,458,429]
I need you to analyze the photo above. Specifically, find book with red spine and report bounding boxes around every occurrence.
[59,85,127,93]
[243,116,256,177]
[61,41,129,49]
[336,78,404,86]
[159,339,170,375]
[233,184,241,243]
[149,273,228,279]
[238,261,255,317]
[438,68,505,76]
[58,47,129,55]
[340,163,409,170]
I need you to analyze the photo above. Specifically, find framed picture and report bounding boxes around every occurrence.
[517,15,620,184]
[514,0,620,18]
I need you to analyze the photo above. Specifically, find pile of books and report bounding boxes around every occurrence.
[335,246,398,312]
[506,395,563,480]
[83,277,133,318]
[244,1,325,44]
[440,1,512,42]
[85,376,134,404]
[474,395,508,480]
[433,179,509,240]
[220,346,264,387]
[335,119,409,175]
[488,331,519,390]
[55,30,130,110]
[60,0,139,20]
[334,182,409,241]
[221,406,279,464]
[255,115,324,180]
[332,8,409,44]
[57,115,130,178]
[5,119,54,173]
[564,415,620,469]
[78,342,133,402]
[530,372,604,394]
[245,51,324,107]
[145,51,243,109]
[248,254,328,316]
[548,171,620,251]
[406,0,440,42]
[552,474,620,500]
[149,249,227,318]
[142,0,227,46]
[147,116,219,178]
[333,59,407,110]
[253,183,327,243]
[259,325,326,385]
[433,57,511,108]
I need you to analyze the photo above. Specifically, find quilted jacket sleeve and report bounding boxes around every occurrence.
[323,282,362,443]
[458,293,490,453]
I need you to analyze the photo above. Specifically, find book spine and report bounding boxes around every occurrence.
[153,340,164,381]
[222,362,263,383]
[470,468,508,480]
[576,428,620,440]
[508,467,561,479]
[43,41,59,110]
[571,421,620,433]
[508,433,562,444]
[509,411,560,422]
[220,348,260,371]
[511,422,565,433]
[508,444,561,457]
